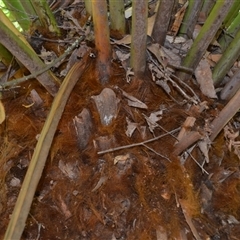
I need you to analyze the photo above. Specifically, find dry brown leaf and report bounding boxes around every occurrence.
[91,176,108,192]
[224,125,240,159]
[198,137,211,163]
[39,46,57,65]
[115,50,130,62]
[179,199,202,240]
[161,46,181,66]
[195,59,217,98]
[166,35,186,44]
[120,88,148,109]
[143,110,163,133]
[207,53,222,66]
[114,154,130,165]
[113,35,131,45]
[171,1,189,35]
[58,160,79,180]
[147,13,156,35]
[147,43,167,68]
[125,117,138,137]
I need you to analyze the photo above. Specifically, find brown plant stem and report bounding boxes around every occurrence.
[151,0,175,45]
[92,0,111,85]
[130,0,148,78]
[210,88,240,141]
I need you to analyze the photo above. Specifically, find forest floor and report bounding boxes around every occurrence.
[1,3,240,240]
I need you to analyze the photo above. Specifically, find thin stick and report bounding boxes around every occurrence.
[143,144,171,162]
[97,127,180,155]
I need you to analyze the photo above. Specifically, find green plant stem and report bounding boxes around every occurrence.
[0,44,13,66]
[178,0,204,39]
[200,0,215,19]
[222,0,240,30]
[31,0,60,36]
[212,28,240,86]
[2,0,30,31]
[0,21,60,95]
[177,0,234,81]
[109,0,125,38]
[218,9,240,51]
[84,0,92,16]
[1,37,84,88]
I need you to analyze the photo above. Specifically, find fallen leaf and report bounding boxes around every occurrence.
[147,43,167,68]
[10,177,21,187]
[114,154,130,165]
[92,176,108,192]
[147,13,156,35]
[113,35,131,45]
[58,160,79,180]
[171,1,189,36]
[198,137,211,163]
[195,59,217,98]
[119,88,148,109]
[115,50,130,62]
[143,110,163,133]
[161,46,181,66]
[39,46,57,65]
[166,35,186,44]
[126,67,134,82]
[125,117,138,137]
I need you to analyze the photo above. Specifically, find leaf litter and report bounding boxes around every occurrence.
[1,1,240,240]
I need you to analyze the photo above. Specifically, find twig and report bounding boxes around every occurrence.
[24,34,74,43]
[1,36,85,88]
[183,145,209,175]
[171,73,200,103]
[97,127,180,155]
[167,63,193,73]
[173,130,203,156]
[142,144,171,162]
[188,149,209,175]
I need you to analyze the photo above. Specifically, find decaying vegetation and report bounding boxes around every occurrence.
[1,0,240,239]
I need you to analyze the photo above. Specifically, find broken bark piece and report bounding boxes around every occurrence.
[220,68,240,101]
[30,89,43,108]
[173,131,203,156]
[92,88,120,126]
[94,135,116,152]
[176,116,196,142]
[73,108,93,150]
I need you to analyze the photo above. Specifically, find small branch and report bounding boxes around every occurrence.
[188,148,209,175]
[167,63,193,73]
[171,73,200,103]
[173,130,203,156]
[143,144,171,162]
[97,127,180,155]
[1,36,85,88]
